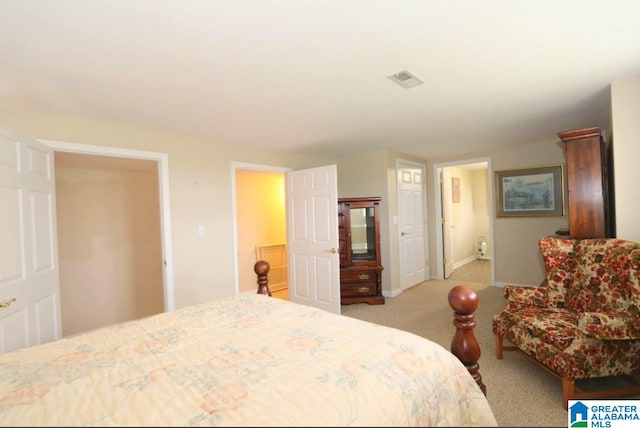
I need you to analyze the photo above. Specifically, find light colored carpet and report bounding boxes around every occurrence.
[342,279,569,427]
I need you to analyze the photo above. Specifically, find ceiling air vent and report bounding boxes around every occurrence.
[387,70,424,89]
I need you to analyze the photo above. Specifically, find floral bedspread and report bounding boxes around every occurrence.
[0,294,497,426]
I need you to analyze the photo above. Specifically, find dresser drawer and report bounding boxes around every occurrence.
[340,269,377,283]
[341,282,377,297]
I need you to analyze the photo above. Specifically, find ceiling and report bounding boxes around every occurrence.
[2,1,640,160]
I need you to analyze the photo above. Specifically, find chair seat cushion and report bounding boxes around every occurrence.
[577,311,640,340]
[501,307,576,351]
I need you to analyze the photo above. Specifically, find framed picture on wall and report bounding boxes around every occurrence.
[495,165,564,217]
[452,177,460,203]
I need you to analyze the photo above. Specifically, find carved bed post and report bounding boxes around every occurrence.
[255,260,271,296]
[448,285,486,396]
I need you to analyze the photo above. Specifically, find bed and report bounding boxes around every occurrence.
[0,261,497,427]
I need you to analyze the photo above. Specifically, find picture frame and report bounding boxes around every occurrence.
[452,177,460,203]
[495,164,564,217]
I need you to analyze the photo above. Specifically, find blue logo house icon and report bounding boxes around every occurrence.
[570,401,588,428]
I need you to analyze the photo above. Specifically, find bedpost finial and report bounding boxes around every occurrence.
[448,284,478,314]
[254,260,270,276]
[255,260,271,296]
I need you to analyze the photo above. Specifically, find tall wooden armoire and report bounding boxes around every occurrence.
[558,126,615,238]
[338,197,385,305]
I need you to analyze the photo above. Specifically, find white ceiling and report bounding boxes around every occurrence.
[2,1,640,159]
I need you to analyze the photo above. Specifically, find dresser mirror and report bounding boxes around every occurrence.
[349,207,377,261]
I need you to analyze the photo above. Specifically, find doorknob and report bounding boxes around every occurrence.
[0,298,16,308]
[401,231,408,236]
[327,248,338,253]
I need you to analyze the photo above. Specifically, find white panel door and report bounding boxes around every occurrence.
[0,127,62,354]
[285,165,340,315]
[397,162,427,290]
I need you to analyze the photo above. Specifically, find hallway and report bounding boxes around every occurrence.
[447,259,491,284]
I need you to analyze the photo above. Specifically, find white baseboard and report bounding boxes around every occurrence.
[383,288,403,298]
[452,256,477,270]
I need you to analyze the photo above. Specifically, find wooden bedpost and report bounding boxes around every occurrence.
[448,285,486,396]
[255,260,271,296]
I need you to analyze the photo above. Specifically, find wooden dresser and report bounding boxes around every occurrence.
[338,197,384,305]
[558,126,615,238]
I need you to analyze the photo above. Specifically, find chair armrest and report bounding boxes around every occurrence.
[503,285,547,307]
[577,312,640,340]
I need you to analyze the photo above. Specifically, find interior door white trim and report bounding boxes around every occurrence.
[433,157,495,282]
[38,139,175,311]
[441,168,455,278]
[230,162,290,296]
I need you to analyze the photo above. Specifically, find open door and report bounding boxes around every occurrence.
[285,165,340,315]
[0,126,62,354]
[441,168,455,278]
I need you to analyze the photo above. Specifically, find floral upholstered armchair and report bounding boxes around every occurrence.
[492,236,640,407]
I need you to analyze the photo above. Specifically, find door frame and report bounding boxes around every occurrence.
[230,161,290,296]
[433,156,495,282]
[440,167,455,279]
[39,139,175,311]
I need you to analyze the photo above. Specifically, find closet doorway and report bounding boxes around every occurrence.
[40,140,175,336]
[54,152,165,336]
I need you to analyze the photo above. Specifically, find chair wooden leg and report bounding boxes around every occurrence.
[562,377,575,410]
[495,335,503,359]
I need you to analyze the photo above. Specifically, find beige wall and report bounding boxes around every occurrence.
[6,76,634,307]
[471,169,491,257]
[336,151,391,292]
[444,166,490,266]
[2,109,569,304]
[427,138,568,286]
[337,151,428,296]
[1,110,334,309]
[611,76,640,242]
[449,166,483,264]
[338,145,555,290]
[236,170,286,293]
[55,153,164,336]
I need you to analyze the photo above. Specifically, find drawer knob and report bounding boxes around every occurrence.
[358,287,369,294]
[358,274,369,280]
